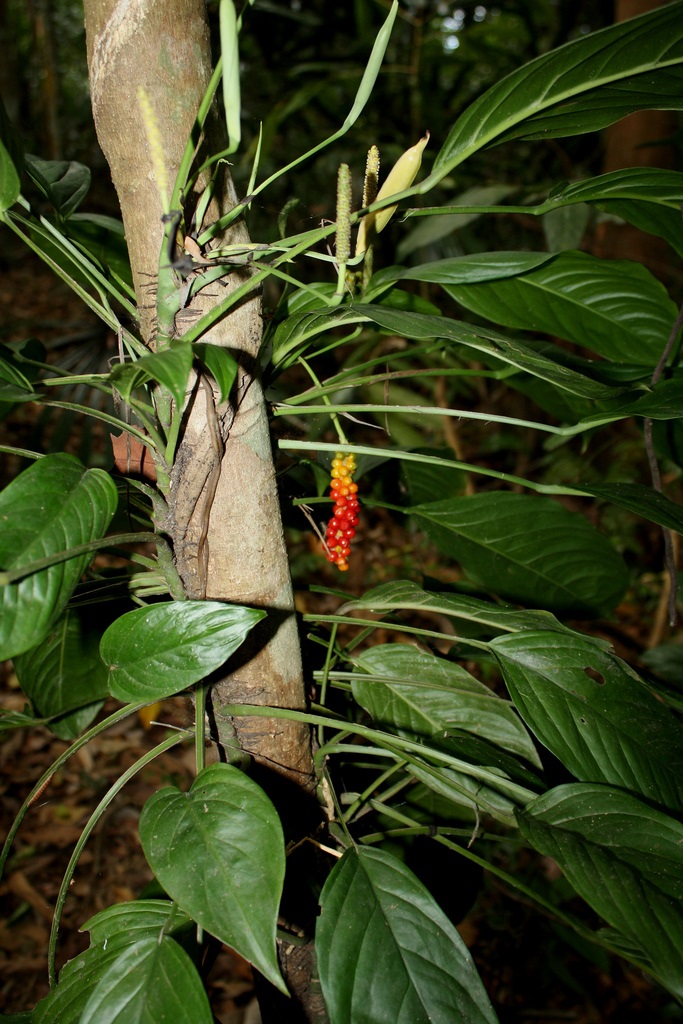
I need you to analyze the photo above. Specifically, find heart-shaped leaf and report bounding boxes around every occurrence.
[32,901,194,1024]
[101,600,265,702]
[139,762,286,992]
[78,937,212,1024]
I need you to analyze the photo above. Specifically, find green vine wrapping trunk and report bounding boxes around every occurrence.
[1,1,683,1020]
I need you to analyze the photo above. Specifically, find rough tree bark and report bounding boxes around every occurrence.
[83,0,321,1016]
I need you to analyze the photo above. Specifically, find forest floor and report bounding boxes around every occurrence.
[0,251,679,1023]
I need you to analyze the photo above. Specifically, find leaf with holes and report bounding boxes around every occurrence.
[492,631,683,814]
[139,762,286,992]
[316,846,498,1024]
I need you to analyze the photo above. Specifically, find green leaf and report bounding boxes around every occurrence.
[13,607,109,739]
[547,167,683,209]
[439,252,677,364]
[193,343,238,404]
[401,448,466,504]
[33,901,193,1024]
[411,493,628,616]
[517,783,683,997]
[220,0,241,152]
[354,304,619,401]
[572,481,683,535]
[0,454,118,661]
[25,154,91,218]
[101,600,265,702]
[492,631,683,814]
[84,899,193,950]
[392,252,554,285]
[407,763,518,826]
[0,136,20,213]
[431,2,683,181]
[316,846,498,1024]
[110,344,193,409]
[139,763,286,992]
[340,579,605,643]
[352,644,540,767]
[78,936,212,1024]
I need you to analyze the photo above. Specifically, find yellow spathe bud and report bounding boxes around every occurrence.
[355,132,429,255]
[374,131,429,234]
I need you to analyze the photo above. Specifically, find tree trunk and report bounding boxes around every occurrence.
[594,0,678,271]
[83,0,319,1013]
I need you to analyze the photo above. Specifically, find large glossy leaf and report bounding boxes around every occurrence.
[0,454,118,660]
[352,643,539,767]
[431,2,683,181]
[271,304,619,400]
[32,901,194,1024]
[517,784,683,997]
[355,304,618,401]
[492,631,683,814]
[13,607,109,739]
[410,493,628,616]
[340,580,608,644]
[78,936,212,1024]
[139,762,286,992]
[101,600,265,702]
[316,846,498,1024]
[439,252,677,364]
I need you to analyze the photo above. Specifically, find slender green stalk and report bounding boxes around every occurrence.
[274,401,564,435]
[219,703,537,805]
[279,440,588,497]
[0,702,150,880]
[297,359,348,445]
[317,620,339,749]
[48,729,192,987]
[0,532,157,586]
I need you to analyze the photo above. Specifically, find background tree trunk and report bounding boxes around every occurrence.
[594,0,678,270]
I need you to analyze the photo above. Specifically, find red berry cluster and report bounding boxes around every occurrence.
[324,452,359,572]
